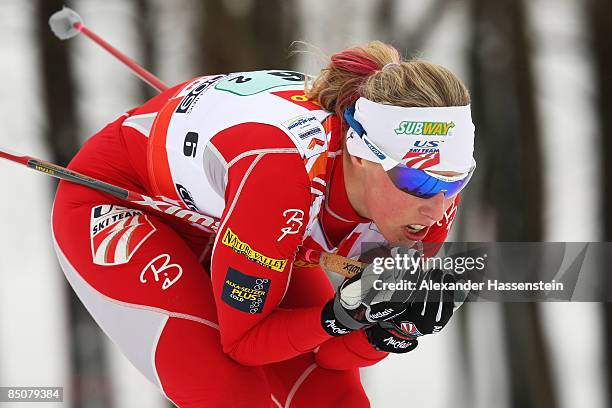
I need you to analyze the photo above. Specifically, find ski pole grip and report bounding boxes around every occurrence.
[297,249,367,278]
[320,253,366,278]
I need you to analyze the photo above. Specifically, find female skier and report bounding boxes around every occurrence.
[51,41,475,407]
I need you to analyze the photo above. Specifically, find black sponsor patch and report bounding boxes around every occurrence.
[221,267,270,314]
[176,75,225,114]
[176,183,197,211]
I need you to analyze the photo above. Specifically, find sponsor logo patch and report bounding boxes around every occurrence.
[285,115,319,132]
[402,140,443,169]
[363,136,386,160]
[370,308,395,320]
[176,184,197,211]
[132,195,219,233]
[383,336,414,349]
[395,121,455,136]
[400,321,424,337]
[139,254,183,290]
[176,75,225,114]
[222,228,288,272]
[342,262,364,277]
[324,319,351,335]
[277,209,304,242]
[221,267,270,314]
[307,138,325,149]
[281,114,326,159]
[271,90,321,110]
[90,205,156,266]
[403,152,440,169]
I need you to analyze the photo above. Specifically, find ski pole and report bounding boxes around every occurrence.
[44,8,370,277]
[0,147,365,278]
[0,147,217,231]
[48,6,168,92]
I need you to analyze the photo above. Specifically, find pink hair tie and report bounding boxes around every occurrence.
[382,62,400,71]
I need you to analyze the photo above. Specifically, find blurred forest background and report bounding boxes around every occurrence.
[0,0,610,407]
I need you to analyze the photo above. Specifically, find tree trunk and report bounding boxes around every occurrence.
[468,0,556,407]
[200,0,300,73]
[36,1,113,406]
[587,0,612,405]
[374,0,395,43]
[135,0,158,101]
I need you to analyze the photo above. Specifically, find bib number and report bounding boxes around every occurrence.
[215,70,305,96]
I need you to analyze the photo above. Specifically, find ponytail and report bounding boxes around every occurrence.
[305,41,470,121]
[305,41,400,119]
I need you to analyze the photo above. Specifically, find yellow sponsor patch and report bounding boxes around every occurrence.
[222,228,288,272]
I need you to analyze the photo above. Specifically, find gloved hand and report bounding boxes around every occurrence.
[365,319,419,353]
[365,268,466,352]
[321,247,425,336]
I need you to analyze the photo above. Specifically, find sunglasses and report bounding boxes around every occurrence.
[387,161,475,199]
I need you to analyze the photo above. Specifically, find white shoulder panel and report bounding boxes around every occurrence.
[161,71,330,218]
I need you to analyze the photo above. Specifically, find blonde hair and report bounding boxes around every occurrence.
[305,41,470,120]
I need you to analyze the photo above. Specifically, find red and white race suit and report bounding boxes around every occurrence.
[52,71,459,407]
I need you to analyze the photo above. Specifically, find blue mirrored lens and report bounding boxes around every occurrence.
[387,165,473,198]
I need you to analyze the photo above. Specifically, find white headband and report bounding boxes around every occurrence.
[345,97,475,172]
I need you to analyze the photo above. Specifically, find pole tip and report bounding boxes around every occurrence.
[49,6,83,40]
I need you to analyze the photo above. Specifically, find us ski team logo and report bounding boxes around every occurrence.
[400,321,423,337]
[90,205,156,266]
[402,140,442,169]
[403,151,440,169]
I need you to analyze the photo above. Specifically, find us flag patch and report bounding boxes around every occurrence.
[90,205,156,266]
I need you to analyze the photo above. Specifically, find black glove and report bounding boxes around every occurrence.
[402,268,458,336]
[366,268,466,352]
[321,247,425,336]
[365,320,419,353]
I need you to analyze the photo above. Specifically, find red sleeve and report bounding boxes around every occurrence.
[210,124,333,366]
[315,330,388,370]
